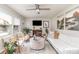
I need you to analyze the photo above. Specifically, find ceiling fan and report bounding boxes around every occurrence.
[26,4,50,14]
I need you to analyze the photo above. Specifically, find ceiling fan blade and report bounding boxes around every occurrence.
[26,4,50,12]
[39,8,50,10]
[26,9,36,10]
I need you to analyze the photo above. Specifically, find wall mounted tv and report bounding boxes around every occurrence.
[32,20,42,26]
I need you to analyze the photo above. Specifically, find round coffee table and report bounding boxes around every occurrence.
[30,37,45,50]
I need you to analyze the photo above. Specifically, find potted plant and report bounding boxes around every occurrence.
[45,28,49,40]
[23,28,31,41]
[45,28,49,35]
[23,27,31,35]
[4,42,15,54]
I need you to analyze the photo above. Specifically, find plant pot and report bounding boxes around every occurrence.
[54,31,60,39]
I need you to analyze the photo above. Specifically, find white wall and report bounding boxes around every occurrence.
[24,17,55,33]
[52,5,79,30]
[0,4,77,33]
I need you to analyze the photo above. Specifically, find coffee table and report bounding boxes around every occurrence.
[30,37,45,50]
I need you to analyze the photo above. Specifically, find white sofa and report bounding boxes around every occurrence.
[47,30,79,54]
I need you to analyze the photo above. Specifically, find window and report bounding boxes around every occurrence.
[0,11,12,25]
[0,11,12,33]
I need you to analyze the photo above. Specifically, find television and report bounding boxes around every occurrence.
[33,20,42,26]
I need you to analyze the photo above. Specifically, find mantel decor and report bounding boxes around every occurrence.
[43,21,49,28]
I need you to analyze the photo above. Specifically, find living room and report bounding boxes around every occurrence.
[0,4,79,54]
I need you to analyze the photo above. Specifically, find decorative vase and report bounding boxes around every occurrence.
[54,31,60,39]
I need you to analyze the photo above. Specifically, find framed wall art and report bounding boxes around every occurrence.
[43,21,49,28]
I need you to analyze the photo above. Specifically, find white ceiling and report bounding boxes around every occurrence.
[8,4,74,18]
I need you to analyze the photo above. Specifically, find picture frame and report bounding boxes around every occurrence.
[43,21,49,28]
